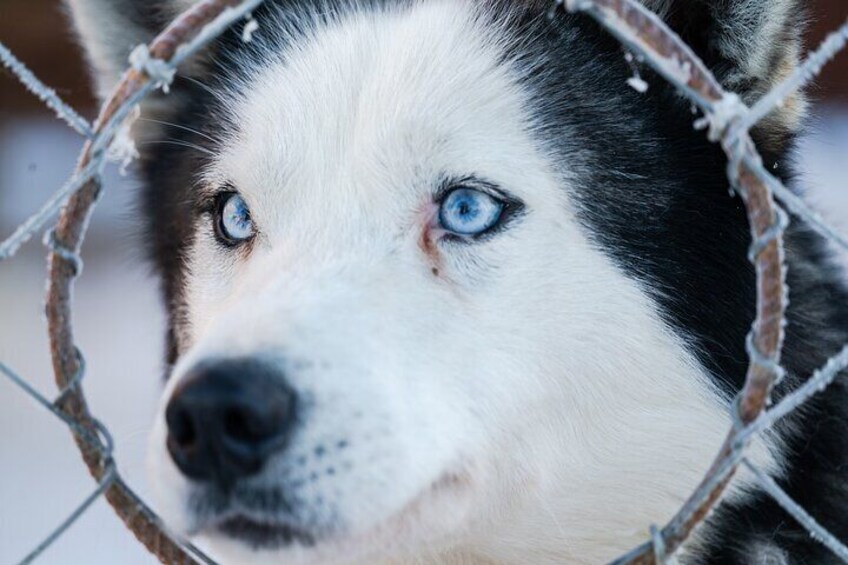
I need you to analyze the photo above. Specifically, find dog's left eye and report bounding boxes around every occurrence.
[439,188,504,236]
[215,192,255,245]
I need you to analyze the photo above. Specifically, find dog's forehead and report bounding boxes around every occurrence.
[211,2,545,220]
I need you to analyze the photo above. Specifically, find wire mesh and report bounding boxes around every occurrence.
[0,0,846,563]
[553,0,848,562]
[1,1,266,563]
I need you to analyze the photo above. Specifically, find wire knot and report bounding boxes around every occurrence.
[129,44,176,93]
[53,347,86,408]
[745,331,786,385]
[748,206,789,263]
[43,228,83,277]
[694,93,747,143]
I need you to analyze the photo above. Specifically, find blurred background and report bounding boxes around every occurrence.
[1,1,847,563]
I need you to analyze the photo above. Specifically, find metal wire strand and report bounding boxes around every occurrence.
[0,42,93,138]
[18,465,118,565]
[0,1,265,563]
[742,459,848,562]
[559,0,848,563]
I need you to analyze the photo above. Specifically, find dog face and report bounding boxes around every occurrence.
[69,0,803,562]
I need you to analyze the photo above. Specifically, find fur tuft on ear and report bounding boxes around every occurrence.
[643,0,807,137]
[65,0,196,99]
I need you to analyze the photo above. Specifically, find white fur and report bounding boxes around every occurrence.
[64,0,793,561]
[139,2,781,563]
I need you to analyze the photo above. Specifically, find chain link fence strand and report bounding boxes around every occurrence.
[0,0,847,563]
[552,0,848,563]
[1,1,267,563]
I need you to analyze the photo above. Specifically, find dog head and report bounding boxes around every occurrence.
[68,0,803,562]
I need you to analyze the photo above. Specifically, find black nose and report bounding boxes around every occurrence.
[165,358,297,486]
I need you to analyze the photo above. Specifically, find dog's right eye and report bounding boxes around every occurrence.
[215,192,255,246]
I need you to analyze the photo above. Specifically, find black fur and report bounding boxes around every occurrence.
[509,5,848,562]
[87,0,848,561]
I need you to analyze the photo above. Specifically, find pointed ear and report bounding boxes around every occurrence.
[644,0,807,137]
[65,0,195,99]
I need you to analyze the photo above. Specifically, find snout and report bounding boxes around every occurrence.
[165,358,297,487]
[153,341,471,557]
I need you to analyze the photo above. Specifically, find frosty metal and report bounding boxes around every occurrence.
[556,0,848,562]
[0,0,847,563]
[0,1,266,562]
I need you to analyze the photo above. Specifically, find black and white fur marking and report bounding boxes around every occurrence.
[67,0,848,563]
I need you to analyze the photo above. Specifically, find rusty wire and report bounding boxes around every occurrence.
[1,1,267,562]
[551,0,848,562]
[1,0,847,563]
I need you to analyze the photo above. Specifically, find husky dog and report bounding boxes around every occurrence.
[67,0,848,562]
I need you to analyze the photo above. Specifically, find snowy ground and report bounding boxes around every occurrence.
[0,109,846,564]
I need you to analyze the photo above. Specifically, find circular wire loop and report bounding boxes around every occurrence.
[748,206,790,263]
[43,227,83,277]
[745,331,787,386]
[650,524,668,564]
[52,346,86,407]
[129,44,177,92]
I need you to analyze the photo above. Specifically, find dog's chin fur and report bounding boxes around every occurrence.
[68,0,848,563]
[194,470,477,565]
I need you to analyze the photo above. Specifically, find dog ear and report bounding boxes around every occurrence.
[643,0,807,135]
[66,0,197,99]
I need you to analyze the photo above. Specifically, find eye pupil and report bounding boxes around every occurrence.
[439,187,504,236]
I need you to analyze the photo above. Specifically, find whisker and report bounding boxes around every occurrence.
[177,73,218,97]
[140,139,215,157]
[139,117,219,145]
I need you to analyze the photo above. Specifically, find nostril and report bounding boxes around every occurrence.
[167,403,197,448]
[224,405,266,443]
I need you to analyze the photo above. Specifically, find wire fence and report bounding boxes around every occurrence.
[0,0,846,563]
[555,1,848,562]
[0,2,264,563]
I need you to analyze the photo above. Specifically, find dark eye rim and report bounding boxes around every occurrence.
[435,176,525,242]
[212,190,255,248]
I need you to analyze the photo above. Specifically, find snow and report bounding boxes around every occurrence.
[627,75,649,93]
[242,15,260,43]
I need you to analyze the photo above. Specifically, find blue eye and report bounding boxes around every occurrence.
[438,187,504,236]
[217,193,255,244]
